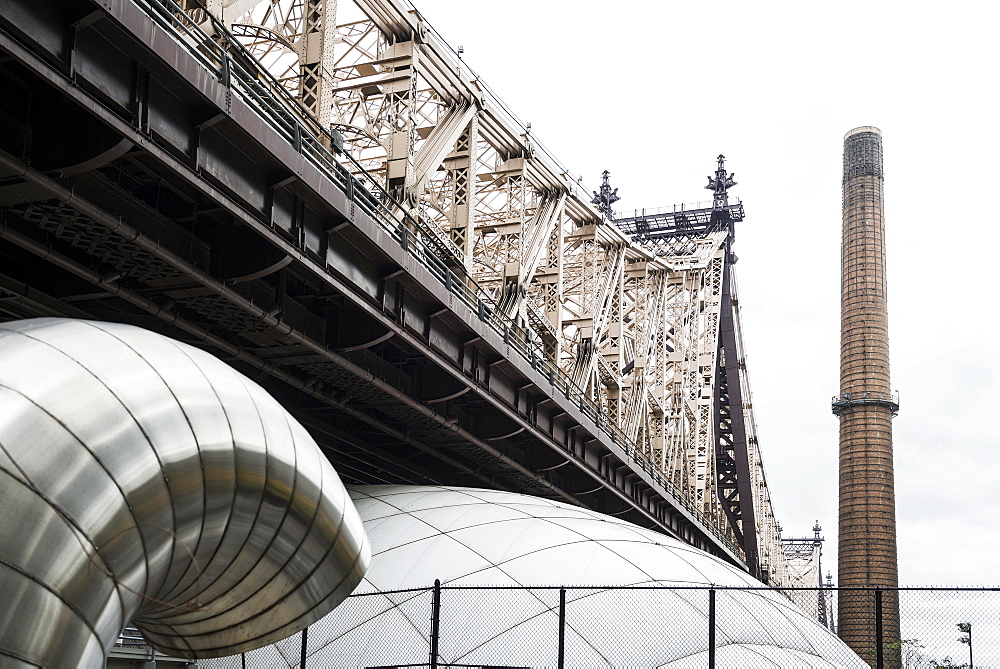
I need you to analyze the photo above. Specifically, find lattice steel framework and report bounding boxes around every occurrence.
[782,523,832,630]
[194,0,791,583]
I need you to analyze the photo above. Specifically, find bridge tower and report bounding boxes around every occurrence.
[833,126,900,658]
[613,156,787,581]
[782,522,831,629]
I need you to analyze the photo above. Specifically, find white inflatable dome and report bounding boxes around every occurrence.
[216,485,864,667]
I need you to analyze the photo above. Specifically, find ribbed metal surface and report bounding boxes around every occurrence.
[0,318,369,666]
[837,127,901,655]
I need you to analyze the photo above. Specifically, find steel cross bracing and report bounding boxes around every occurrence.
[0,0,795,587]
[609,156,784,582]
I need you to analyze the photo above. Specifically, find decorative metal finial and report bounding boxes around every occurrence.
[706,154,737,210]
[591,170,620,221]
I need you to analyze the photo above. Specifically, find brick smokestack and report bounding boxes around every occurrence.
[835,126,900,660]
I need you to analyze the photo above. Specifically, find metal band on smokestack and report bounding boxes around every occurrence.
[834,126,900,658]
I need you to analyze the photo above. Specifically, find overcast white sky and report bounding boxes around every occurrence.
[406,0,1000,586]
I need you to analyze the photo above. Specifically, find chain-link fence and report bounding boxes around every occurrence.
[151,586,1000,668]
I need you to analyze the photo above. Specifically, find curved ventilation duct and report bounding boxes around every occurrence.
[0,318,369,665]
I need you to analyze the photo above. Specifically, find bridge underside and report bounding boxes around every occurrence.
[0,0,742,563]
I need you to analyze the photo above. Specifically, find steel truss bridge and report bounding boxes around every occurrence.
[0,0,803,586]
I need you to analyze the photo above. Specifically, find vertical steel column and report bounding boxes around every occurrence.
[835,127,901,660]
[874,589,883,669]
[300,627,309,669]
[558,587,566,668]
[717,254,759,577]
[429,579,441,669]
[447,119,479,263]
[708,588,716,668]
[299,0,337,128]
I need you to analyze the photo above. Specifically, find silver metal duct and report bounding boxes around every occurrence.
[0,318,370,665]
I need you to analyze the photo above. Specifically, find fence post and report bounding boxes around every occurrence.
[558,587,566,669]
[708,588,716,669]
[300,626,308,669]
[429,579,441,669]
[874,588,883,669]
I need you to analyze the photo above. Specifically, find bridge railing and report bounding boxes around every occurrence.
[613,198,742,220]
[131,0,739,558]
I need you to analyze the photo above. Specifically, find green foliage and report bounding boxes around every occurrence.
[869,638,972,668]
